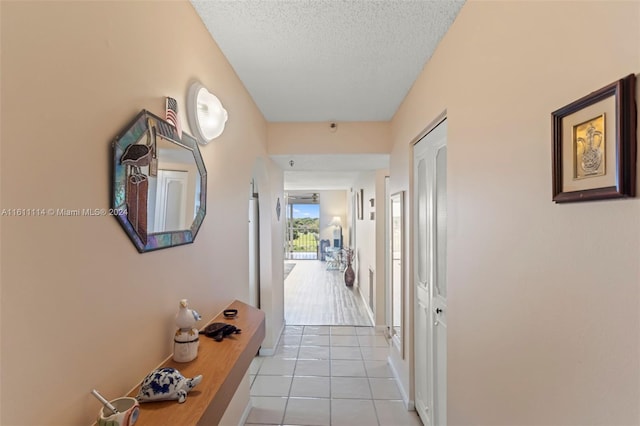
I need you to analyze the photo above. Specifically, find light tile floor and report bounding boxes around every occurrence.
[245,325,422,426]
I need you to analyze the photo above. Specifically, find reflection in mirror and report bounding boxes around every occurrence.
[112,110,207,253]
[390,191,404,358]
[147,136,201,233]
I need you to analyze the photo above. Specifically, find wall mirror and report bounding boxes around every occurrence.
[390,191,404,357]
[112,110,207,253]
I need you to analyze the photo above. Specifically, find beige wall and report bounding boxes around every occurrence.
[374,169,389,326]
[353,170,389,326]
[259,158,285,352]
[389,0,640,424]
[0,2,280,425]
[352,172,378,322]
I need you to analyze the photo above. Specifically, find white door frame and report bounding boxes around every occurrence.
[413,116,447,426]
[384,176,391,338]
[154,169,188,232]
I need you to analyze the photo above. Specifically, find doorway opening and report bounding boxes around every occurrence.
[282,190,371,326]
[285,193,320,260]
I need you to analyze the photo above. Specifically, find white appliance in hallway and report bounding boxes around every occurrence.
[248,182,260,308]
[414,118,447,425]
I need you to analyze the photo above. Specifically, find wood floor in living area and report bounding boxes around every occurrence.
[284,260,372,326]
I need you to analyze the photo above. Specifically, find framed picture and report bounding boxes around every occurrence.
[356,189,364,220]
[552,74,636,203]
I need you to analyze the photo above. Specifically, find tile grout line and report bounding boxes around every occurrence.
[284,332,303,425]
[329,350,335,425]
[248,325,394,426]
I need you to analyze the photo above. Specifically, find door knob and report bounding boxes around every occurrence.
[435,308,443,314]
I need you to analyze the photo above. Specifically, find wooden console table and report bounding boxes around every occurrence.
[128,300,265,425]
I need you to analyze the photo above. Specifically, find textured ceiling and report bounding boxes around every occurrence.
[191,1,464,189]
[191,0,465,122]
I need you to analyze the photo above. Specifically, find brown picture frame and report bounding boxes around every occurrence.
[552,74,636,203]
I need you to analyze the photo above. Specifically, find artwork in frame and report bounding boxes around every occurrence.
[356,189,364,220]
[551,74,636,203]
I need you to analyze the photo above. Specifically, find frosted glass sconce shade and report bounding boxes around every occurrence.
[187,82,228,145]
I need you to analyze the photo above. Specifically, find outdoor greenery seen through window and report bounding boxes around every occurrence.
[288,204,319,253]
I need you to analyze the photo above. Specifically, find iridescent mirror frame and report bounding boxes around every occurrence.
[112,109,207,253]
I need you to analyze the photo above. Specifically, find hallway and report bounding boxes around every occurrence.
[245,325,421,425]
[284,260,371,326]
[243,261,420,425]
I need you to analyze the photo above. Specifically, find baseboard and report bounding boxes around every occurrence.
[387,354,415,411]
[258,320,285,356]
[355,285,376,326]
[237,398,252,426]
[376,325,389,336]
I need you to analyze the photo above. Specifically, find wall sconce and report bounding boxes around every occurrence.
[187,81,228,145]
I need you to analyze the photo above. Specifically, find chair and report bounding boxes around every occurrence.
[326,247,347,271]
[319,239,330,261]
[325,247,342,270]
